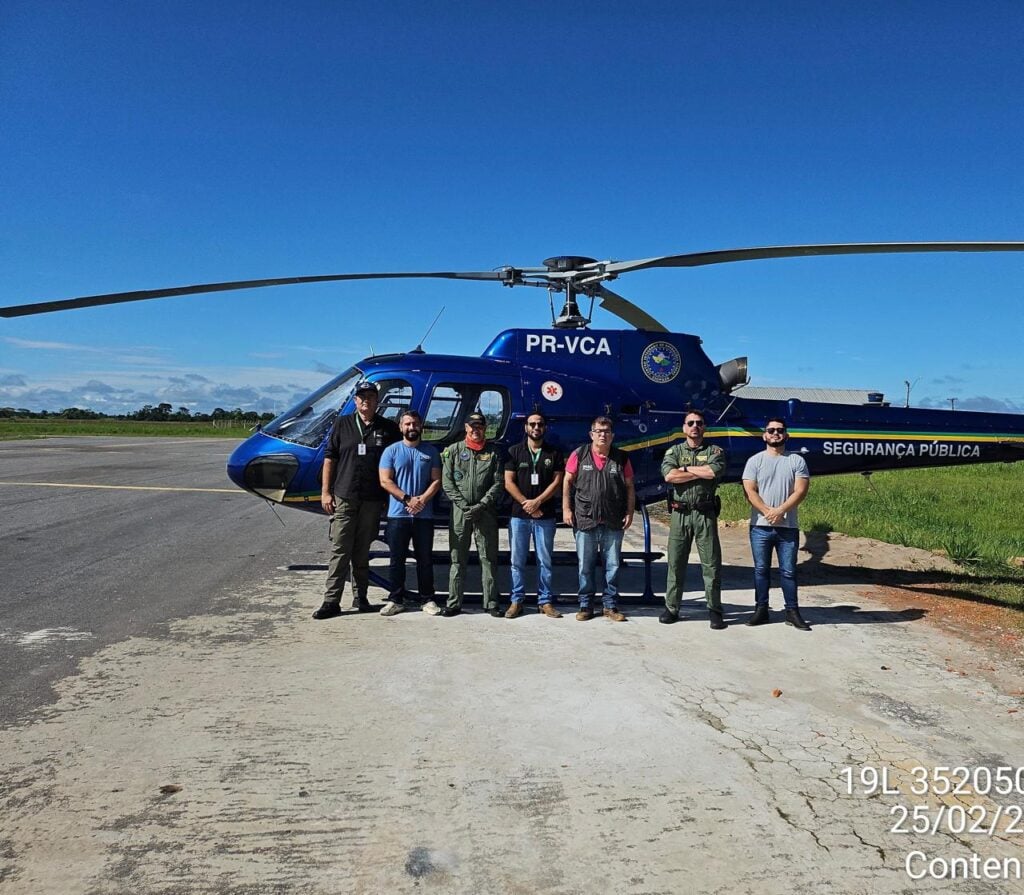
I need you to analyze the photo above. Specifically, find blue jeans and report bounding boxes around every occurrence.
[385,516,436,601]
[574,525,624,609]
[749,525,799,609]
[509,517,556,605]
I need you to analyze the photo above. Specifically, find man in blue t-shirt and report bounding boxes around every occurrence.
[378,410,442,616]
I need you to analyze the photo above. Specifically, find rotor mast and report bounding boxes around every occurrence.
[543,255,597,328]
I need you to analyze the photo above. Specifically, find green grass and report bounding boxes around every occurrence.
[717,463,1024,607]
[0,419,253,439]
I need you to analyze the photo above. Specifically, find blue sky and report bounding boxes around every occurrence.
[1,0,1022,415]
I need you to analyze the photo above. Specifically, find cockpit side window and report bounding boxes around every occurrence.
[423,383,509,445]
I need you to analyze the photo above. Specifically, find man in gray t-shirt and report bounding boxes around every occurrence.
[741,417,811,630]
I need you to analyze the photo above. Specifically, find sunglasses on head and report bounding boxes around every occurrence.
[765,427,786,434]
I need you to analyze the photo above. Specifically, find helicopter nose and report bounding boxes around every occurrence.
[227,443,299,502]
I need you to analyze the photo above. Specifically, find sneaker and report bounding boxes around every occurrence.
[440,606,462,618]
[421,600,442,616]
[539,603,563,619]
[575,608,594,621]
[311,602,341,620]
[380,600,405,617]
[505,602,523,619]
[659,608,679,624]
[603,607,626,622]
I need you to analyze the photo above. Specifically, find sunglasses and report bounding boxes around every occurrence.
[527,422,545,428]
[765,427,786,434]
[467,421,485,428]
[685,420,705,427]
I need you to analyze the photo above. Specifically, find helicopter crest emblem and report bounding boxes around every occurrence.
[640,341,682,384]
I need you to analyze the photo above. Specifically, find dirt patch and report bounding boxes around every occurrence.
[717,518,1024,686]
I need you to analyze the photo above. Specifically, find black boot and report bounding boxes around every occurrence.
[709,610,727,630]
[745,604,770,626]
[354,594,378,613]
[312,602,342,620]
[659,608,679,624]
[785,608,811,631]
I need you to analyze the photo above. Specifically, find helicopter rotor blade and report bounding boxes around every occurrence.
[601,241,1024,276]
[0,269,519,318]
[592,284,668,332]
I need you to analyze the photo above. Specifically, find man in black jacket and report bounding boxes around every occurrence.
[562,416,635,622]
[313,380,400,619]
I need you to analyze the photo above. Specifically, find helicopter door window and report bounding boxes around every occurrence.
[423,384,509,444]
[373,379,413,422]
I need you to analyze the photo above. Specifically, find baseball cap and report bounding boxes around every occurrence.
[466,412,487,426]
[353,380,377,395]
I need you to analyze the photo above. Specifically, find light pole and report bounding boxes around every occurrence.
[904,377,920,409]
[948,397,957,411]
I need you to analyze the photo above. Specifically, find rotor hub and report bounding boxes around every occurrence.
[542,255,597,272]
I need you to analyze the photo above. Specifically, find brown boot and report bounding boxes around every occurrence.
[539,603,563,618]
[603,607,626,622]
[575,607,594,621]
[505,602,523,619]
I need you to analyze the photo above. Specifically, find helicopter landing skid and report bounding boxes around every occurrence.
[365,504,661,604]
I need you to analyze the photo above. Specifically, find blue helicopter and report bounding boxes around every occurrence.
[4,243,1024,522]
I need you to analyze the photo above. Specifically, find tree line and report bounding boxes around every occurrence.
[0,404,276,423]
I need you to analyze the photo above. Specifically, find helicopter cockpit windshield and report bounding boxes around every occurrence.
[262,367,361,448]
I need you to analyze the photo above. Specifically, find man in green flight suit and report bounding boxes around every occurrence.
[660,409,728,630]
[440,411,504,617]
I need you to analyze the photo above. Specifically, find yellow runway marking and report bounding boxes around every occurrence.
[0,481,241,494]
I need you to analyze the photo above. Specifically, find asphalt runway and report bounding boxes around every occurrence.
[0,437,325,725]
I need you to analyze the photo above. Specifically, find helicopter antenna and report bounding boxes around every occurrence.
[263,498,287,527]
[714,395,739,423]
[412,306,445,354]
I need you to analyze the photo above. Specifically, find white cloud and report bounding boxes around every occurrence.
[0,363,328,415]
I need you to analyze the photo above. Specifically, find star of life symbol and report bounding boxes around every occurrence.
[541,380,563,401]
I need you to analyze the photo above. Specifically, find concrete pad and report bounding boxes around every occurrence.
[1,523,1023,894]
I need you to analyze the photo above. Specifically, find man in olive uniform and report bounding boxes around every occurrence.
[440,411,504,617]
[660,409,728,630]
[313,380,401,620]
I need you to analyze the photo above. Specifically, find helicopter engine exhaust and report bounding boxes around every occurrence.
[715,356,749,392]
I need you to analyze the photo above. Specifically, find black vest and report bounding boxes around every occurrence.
[571,445,629,531]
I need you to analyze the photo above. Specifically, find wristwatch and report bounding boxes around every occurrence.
[401,493,411,505]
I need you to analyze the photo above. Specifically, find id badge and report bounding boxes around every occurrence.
[530,473,540,486]
[358,444,367,456]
